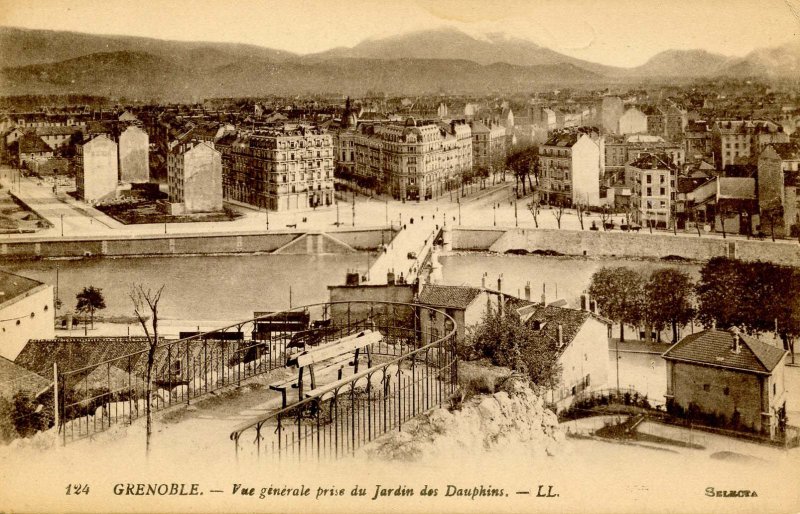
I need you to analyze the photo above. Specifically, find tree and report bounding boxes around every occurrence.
[527,200,540,228]
[717,202,739,239]
[760,198,784,242]
[465,306,561,387]
[599,205,612,231]
[695,257,747,330]
[130,284,164,456]
[551,200,565,229]
[588,267,645,342]
[506,145,536,196]
[576,203,587,231]
[644,268,695,343]
[76,286,106,332]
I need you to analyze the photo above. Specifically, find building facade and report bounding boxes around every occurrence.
[118,125,150,183]
[663,329,787,438]
[539,132,601,206]
[629,153,677,228]
[712,120,790,169]
[221,126,334,211]
[168,140,223,213]
[76,134,118,203]
[0,271,54,361]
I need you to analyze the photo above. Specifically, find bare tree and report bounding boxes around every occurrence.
[551,201,564,229]
[576,203,586,230]
[691,209,703,237]
[130,284,165,456]
[600,205,611,231]
[527,200,540,228]
[717,203,738,239]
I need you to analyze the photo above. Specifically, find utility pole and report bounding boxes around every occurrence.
[60,214,64,236]
[458,198,461,225]
[493,205,496,226]
[336,199,340,226]
[351,191,355,227]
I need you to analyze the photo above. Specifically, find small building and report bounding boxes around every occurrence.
[519,301,610,411]
[757,143,800,238]
[662,329,787,438]
[168,140,223,213]
[417,284,491,343]
[118,125,150,183]
[17,132,53,167]
[76,134,118,203]
[0,270,54,361]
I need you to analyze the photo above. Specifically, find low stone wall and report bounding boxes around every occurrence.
[0,227,397,260]
[453,227,800,266]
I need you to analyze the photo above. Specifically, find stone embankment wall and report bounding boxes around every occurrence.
[0,228,396,260]
[453,227,800,266]
[364,377,563,461]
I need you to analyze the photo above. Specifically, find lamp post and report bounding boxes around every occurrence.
[493,205,496,226]
[458,197,461,225]
[60,214,64,237]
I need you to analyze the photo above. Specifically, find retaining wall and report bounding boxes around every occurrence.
[453,227,800,266]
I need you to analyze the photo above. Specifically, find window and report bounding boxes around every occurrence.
[773,383,776,395]
[646,174,652,184]
[703,384,710,392]
[723,386,730,396]
[646,187,652,196]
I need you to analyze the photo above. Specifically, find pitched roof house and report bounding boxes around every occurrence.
[662,329,787,437]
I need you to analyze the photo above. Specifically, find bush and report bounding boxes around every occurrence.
[11,392,49,438]
[0,396,20,444]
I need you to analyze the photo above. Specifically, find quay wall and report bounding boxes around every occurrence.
[0,228,397,260]
[452,227,800,266]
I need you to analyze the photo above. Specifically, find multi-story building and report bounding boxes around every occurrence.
[712,120,790,169]
[336,119,472,201]
[538,132,601,206]
[629,152,678,228]
[221,126,334,211]
[470,120,506,176]
[757,143,800,237]
[684,120,712,161]
[76,134,118,203]
[618,107,647,135]
[168,140,223,213]
[118,125,149,183]
[600,96,624,134]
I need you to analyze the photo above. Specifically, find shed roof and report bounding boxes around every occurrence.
[662,329,786,374]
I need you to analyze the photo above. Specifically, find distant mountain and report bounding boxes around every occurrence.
[0,27,297,69]
[305,27,620,76]
[717,40,800,78]
[624,49,733,77]
[1,26,796,101]
[0,51,603,100]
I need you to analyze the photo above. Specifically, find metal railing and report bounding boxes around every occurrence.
[54,301,455,447]
[229,302,458,462]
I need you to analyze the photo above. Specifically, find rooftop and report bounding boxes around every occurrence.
[0,270,45,306]
[662,329,786,374]
[417,284,484,309]
[0,356,50,399]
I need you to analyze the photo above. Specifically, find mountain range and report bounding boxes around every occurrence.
[0,26,797,101]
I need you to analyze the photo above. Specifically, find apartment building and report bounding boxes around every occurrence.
[712,120,790,169]
[221,126,334,211]
[629,153,678,228]
[168,140,223,214]
[538,132,601,206]
[76,134,118,203]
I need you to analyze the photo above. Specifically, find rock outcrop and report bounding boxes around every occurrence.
[365,378,563,461]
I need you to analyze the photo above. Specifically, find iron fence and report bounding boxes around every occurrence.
[55,301,454,447]
[229,302,458,462]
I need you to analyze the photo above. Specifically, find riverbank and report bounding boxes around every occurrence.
[452,227,800,266]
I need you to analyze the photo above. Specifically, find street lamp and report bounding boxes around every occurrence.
[60,214,64,237]
[493,205,496,226]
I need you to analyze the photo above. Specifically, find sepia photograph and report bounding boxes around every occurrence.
[0,0,798,512]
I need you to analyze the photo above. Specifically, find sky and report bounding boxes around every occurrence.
[0,0,798,67]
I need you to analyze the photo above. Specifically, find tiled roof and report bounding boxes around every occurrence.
[768,142,800,160]
[629,152,677,171]
[543,132,579,147]
[15,338,151,380]
[0,356,50,399]
[418,285,483,309]
[520,305,606,351]
[17,133,52,154]
[0,270,45,305]
[662,329,786,374]
[718,177,755,199]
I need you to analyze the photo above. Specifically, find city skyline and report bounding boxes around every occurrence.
[1,0,799,67]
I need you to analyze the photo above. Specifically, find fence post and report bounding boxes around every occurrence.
[186,340,191,405]
[53,361,60,445]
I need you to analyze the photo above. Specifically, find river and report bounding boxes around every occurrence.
[3,254,372,322]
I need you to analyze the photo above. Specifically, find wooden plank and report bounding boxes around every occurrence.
[295,331,381,368]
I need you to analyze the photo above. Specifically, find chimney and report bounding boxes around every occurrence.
[497,274,503,293]
[557,324,564,347]
[541,283,546,305]
[524,281,531,302]
[731,326,741,354]
[590,299,597,314]
[580,293,588,311]
[481,272,486,289]
[387,269,395,285]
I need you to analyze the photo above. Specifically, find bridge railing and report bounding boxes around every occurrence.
[229,302,458,462]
